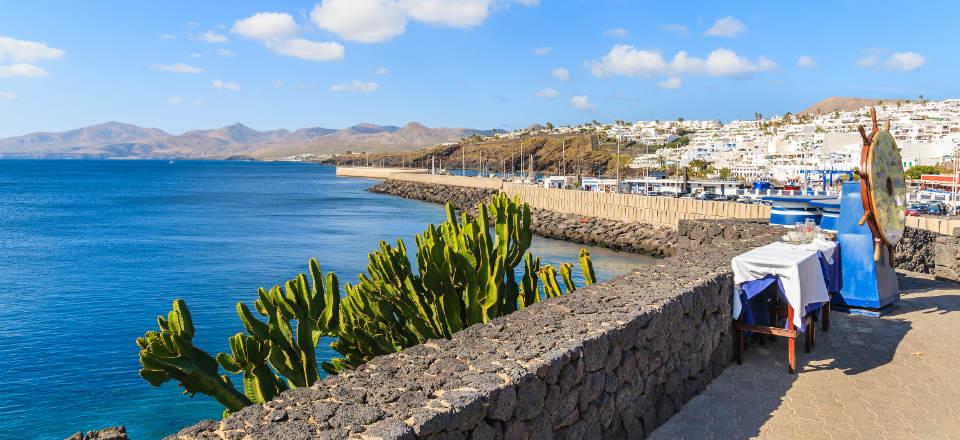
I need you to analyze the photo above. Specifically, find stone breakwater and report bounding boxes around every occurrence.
[369,180,497,214]
[369,179,676,257]
[165,219,781,440]
[531,210,675,257]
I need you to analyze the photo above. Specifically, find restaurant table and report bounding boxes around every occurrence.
[731,239,837,373]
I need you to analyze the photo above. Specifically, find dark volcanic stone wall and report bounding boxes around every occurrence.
[677,218,782,253]
[532,210,675,257]
[369,180,498,213]
[166,219,778,440]
[895,227,937,274]
[370,179,677,257]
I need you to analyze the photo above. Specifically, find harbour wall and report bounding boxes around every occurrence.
[166,219,782,440]
[337,167,769,227]
[369,180,677,257]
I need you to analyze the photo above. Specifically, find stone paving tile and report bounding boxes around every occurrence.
[650,274,960,440]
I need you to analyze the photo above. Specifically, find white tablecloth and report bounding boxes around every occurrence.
[732,240,835,328]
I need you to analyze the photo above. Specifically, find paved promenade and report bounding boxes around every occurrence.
[651,273,960,440]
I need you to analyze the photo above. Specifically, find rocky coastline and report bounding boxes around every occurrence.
[369,179,676,257]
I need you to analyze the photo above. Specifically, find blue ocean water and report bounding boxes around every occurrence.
[0,160,652,439]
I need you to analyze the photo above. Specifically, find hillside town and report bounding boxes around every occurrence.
[496,98,960,184]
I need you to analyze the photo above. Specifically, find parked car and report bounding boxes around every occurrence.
[905,204,924,216]
[925,202,946,215]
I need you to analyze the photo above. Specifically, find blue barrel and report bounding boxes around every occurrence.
[763,194,833,227]
[809,198,842,232]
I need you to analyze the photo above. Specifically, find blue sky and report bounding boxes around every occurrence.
[0,0,956,137]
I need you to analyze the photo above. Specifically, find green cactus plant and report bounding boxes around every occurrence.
[579,249,596,285]
[235,259,340,388]
[136,299,250,415]
[138,193,598,412]
[325,194,594,372]
[216,333,288,405]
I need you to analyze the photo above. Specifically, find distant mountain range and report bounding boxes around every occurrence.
[0,121,489,159]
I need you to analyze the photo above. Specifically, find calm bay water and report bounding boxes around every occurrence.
[0,160,653,439]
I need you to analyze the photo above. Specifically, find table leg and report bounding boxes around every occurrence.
[822,300,830,332]
[736,317,744,365]
[787,305,796,374]
[804,315,812,354]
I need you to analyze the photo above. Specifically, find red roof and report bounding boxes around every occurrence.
[921,174,960,183]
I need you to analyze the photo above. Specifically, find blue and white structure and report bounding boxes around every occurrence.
[809,198,842,232]
[834,181,899,316]
[762,194,834,227]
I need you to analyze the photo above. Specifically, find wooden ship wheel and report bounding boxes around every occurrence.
[856,107,907,263]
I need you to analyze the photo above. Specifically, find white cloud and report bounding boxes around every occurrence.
[570,95,596,112]
[533,46,552,56]
[191,99,205,105]
[796,55,817,69]
[152,63,203,74]
[536,88,558,98]
[0,91,16,100]
[167,96,184,105]
[706,49,776,77]
[330,80,380,92]
[0,63,49,77]
[272,80,284,88]
[551,67,570,81]
[231,12,342,61]
[160,34,177,40]
[232,12,300,40]
[857,51,925,71]
[885,52,925,71]
[588,45,776,79]
[0,37,64,63]
[704,16,746,38]
[603,28,629,38]
[216,48,235,57]
[189,53,203,59]
[264,38,345,61]
[311,0,536,43]
[658,76,682,89]
[199,31,229,43]
[312,0,407,43]
[658,24,688,33]
[399,0,491,28]
[212,79,240,90]
[375,66,389,75]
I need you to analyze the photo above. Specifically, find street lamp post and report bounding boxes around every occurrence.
[954,147,959,211]
[520,141,524,181]
[616,135,621,193]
